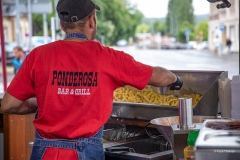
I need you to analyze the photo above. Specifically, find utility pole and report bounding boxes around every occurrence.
[175,17,178,42]
[15,0,21,45]
[168,9,174,36]
[54,0,59,30]
[51,17,56,41]
[150,20,154,34]
[100,0,105,45]
[0,1,7,91]
[168,9,178,41]
[43,13,48,44]
[27,0,32,50]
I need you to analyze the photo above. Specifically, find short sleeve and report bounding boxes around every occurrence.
[105,48,153,90]
[7,54,35,101]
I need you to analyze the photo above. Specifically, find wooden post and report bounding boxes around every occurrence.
[3,114,35,160]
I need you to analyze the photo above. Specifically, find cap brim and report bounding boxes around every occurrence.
[95,4,100,10]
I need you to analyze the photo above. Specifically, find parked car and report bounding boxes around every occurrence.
[0,41,29,65]
[30,36,52,50]
[188,41,197,49]
[1,41,16,65]
[161,42,186,50]
[197,41,208,50]
[116,39,128,47]
[175,42,187,49]
[161,43,175,49]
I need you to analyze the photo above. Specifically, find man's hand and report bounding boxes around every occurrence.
[1,92,37,114]
[169,75,183,90]
[148,67,177,87]
[148,67,183,90]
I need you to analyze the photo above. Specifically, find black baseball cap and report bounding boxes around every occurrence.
[57,0,100,22]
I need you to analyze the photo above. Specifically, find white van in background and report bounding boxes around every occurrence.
[31,36,52,46]
[28,36,52,50]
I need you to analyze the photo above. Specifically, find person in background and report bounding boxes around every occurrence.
[1,0,183,159]
[226,38,232,54]
[213,35,220,53]
[12,46,26,74]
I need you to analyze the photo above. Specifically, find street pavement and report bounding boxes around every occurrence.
[0,46,239,93]
[112,46,239,79]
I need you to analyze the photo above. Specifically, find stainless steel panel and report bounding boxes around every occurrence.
[195,119,240,160]
[111,70,228,120]
[195,149,240,160]
[150,116,211,144]
[111,102,179,120]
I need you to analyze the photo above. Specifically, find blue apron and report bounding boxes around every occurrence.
[30,126,104,160]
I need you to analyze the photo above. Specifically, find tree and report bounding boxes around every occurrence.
[32,0,55,37]
[178,20,195,43]
[153,21,166,35]
[195,21,208,41]
[165,0,195,41]
[135,23,150,33]
[94,0,143,45]
[32,0,143,45]
[32,14,43,36]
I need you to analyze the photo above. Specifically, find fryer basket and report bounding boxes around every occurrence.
[103,123,126,141]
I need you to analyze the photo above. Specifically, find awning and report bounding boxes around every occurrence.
[2,0,52,16]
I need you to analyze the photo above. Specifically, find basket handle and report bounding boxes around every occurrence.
[144,122,163,138]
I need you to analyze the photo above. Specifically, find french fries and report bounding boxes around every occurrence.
[114,85,202,108]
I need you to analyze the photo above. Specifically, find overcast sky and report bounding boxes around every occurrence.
[129,0,210,18]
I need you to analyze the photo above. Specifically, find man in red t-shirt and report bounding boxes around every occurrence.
[1,0,183,159]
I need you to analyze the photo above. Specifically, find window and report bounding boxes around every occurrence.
[238,24,239,40]
[220,9,226,15]
[230,26,235,42]
[230,0,235,12]
[4,28,7,41]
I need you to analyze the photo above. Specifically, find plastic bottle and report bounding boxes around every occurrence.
[184,130,199,160]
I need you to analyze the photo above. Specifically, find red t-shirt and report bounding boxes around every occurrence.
[7,40,153,139]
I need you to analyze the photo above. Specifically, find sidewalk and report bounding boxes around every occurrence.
[0,66,14,75]
[198,49,239,59]
[199,49,239,77]
[0,66,14,93]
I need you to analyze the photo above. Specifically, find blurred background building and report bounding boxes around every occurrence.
[0,0,239,54]
[3,15,28,42]
[2,0,29,42]
[208,0,239,53]
[2,0,52,47]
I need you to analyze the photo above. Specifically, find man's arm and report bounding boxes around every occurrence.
[1,92,37,114]
[148,67,177,87]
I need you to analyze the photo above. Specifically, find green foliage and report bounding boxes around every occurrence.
[32,14,43,36]
[166,0,195,42]
[178,21,195,42]
[98,21,115,38]
[153,21,166,35]
[195,20,208,41]
[135,23,150,33]
[32,0,143,45]
[32,0,55,37]
[94,0,143,45]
